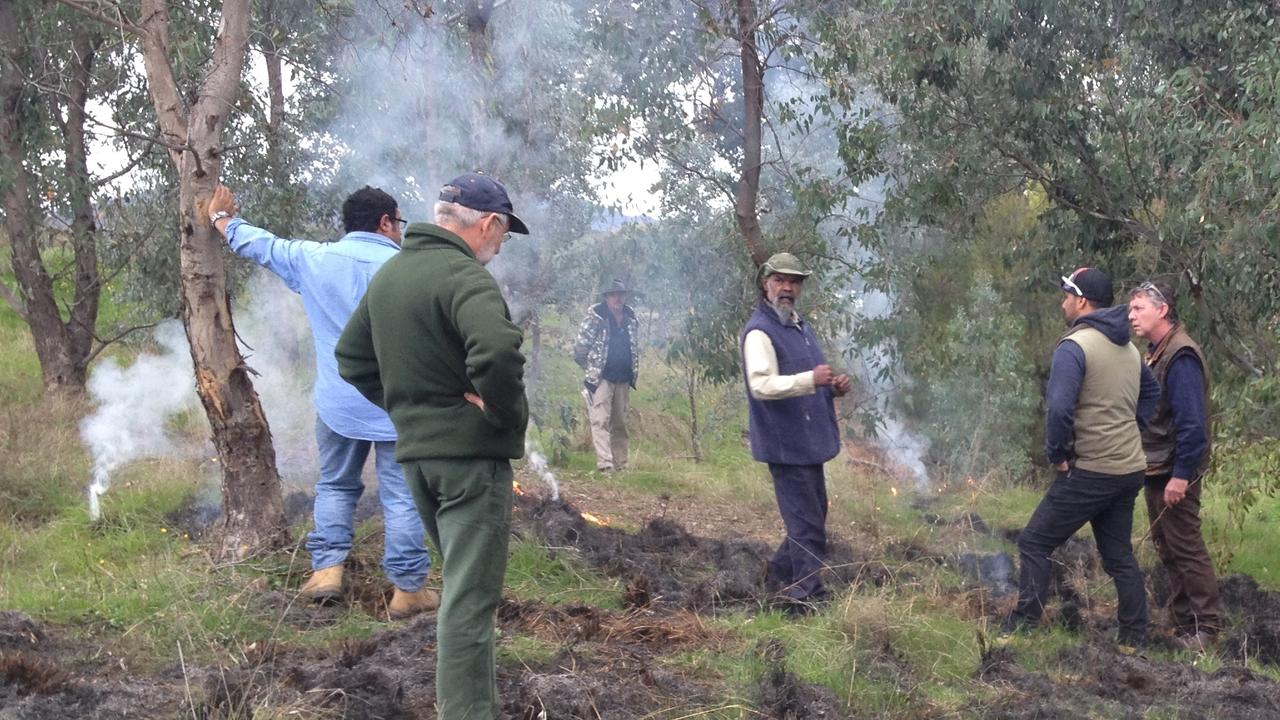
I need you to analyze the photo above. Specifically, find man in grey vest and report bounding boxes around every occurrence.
[1128,280,1221,650]
[1002,267,1160,650]
[740,253,852,615]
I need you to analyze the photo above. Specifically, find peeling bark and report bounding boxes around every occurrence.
[136,0,289,558]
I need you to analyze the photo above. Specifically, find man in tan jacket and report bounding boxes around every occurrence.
[1002,267,1160,650]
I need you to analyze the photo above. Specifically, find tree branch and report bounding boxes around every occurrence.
[93,141,158,188]
[85,322,159,366]
[52,0,141,36]
[138,0,189,154]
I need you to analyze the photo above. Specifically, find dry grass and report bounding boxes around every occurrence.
[0,394,93,524]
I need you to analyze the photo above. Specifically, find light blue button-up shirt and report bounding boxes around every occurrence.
[225,218,398,441]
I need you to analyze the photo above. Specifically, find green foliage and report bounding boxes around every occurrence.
[1208,374,1280,542]
[844,0,1280,385]
[918,273,1039,481]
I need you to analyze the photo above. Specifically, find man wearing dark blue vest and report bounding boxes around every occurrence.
[740,253,851,614]
[1002,267,1160,651]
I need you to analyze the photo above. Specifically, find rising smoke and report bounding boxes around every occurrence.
[767,62,932,487]
[81,321,200,520]
[80,270,329,519]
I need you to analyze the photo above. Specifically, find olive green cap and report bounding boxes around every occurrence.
[757,252,812,286]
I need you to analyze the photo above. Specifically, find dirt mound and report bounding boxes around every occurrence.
[978,641,1280,718]
[754,639,849,719]
[1219,573,1280,666]
[498,599,728,652]
[514,495,883,611]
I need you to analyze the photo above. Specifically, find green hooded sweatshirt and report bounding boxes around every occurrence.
[336,222,527,461]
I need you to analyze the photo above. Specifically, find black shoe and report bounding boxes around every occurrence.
[1116,632,1149,656]
[774,592,828,617]
[996,614,1034,645]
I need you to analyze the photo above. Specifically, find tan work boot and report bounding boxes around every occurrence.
[299,565,344,604]
[388,587,440,620]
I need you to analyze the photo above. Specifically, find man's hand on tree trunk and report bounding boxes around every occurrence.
[208,185,238,236]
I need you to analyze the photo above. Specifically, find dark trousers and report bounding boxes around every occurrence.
[1010,467,1148,643]
[766,463,828,601]
[1144,472,1222,635]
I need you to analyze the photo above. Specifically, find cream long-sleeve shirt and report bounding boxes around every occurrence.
[743,328,816,400]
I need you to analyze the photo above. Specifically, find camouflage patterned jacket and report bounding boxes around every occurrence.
[573,303,640,389]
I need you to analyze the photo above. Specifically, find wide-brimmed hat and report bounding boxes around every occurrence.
[438,172,529,235]
[600,278,630,296]
[757,252,812,286]
[1059,266,1113,306]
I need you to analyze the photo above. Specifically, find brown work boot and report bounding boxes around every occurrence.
[1173,631,1219,653]
[299,565,344,604]
[388,587,440,620]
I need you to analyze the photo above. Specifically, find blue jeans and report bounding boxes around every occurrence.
[307,417,429,591]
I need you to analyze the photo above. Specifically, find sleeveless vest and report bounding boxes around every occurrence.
[740,302,840,465]
[1059,324,1146,475]
[1141,323,1212,476]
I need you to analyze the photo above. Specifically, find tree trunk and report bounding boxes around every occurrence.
[0,0,88,395]
[179,160,289,557]
[61,28,103,386]
[686,366,702,462]
[734,0,768,268]
[138,0,288,557]
[465,0,494,65]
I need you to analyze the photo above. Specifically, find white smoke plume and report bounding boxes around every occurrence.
[80,268,320,519]
[523,438,561,502]
[233,269,318,486]
[769,71,932,487]
[80,321,201,520]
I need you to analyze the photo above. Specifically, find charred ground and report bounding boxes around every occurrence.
[3,475,1280,719]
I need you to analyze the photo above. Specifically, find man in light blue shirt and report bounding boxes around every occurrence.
[208,184,436,619]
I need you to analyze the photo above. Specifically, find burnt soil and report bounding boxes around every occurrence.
[5,487,1280,718]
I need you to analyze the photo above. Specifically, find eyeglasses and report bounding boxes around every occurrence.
[392,217,408,228]
[1137,281,1167,305]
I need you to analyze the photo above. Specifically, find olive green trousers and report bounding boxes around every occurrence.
[405,458,513,720]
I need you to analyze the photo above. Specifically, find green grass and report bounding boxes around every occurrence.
[504,536,624,608]
[5,284,1280,715]
[1204,487,1280,587]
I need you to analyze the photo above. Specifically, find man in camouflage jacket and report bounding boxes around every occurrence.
[573,279,640,471]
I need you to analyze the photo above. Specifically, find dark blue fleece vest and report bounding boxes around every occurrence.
[740,302,841,465]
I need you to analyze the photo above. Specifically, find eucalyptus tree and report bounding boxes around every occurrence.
[846,0,1280,380]
[57,0,290,556]
[0,0,163,395]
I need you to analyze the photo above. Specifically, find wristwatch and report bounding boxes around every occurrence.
[209,210,233,224]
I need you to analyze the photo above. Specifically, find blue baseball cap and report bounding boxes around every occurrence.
[438,172,529,235]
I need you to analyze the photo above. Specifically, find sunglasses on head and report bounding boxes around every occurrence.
[1137,281,1167,305]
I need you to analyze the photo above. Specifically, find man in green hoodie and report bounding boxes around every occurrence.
[336,172,529,720]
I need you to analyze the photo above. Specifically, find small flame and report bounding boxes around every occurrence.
[512,480,525,496]
[581,512,610,527]
[890,487,898,497]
